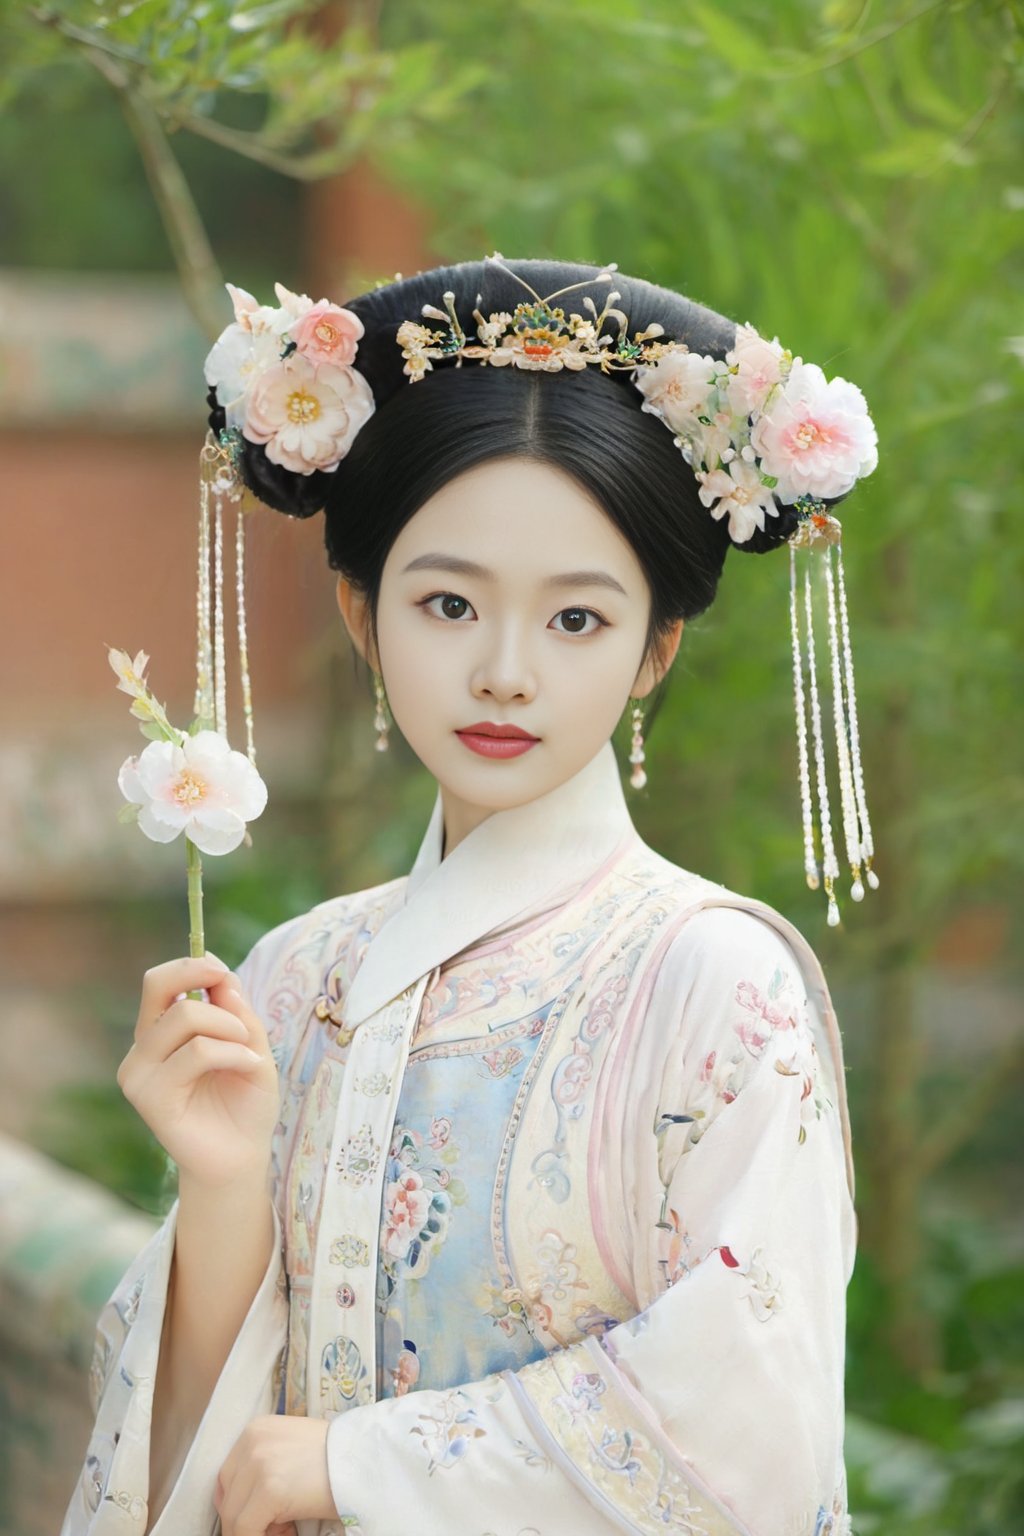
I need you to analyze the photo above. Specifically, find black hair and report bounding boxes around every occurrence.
[207,257,847,721]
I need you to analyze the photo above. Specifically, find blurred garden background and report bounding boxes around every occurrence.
[1,1,1021,1531]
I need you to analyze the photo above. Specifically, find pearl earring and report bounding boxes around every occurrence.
[373,671,390,752]
[628,697,647,789]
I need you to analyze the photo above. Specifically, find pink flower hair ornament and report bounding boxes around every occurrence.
[201,255,880,928]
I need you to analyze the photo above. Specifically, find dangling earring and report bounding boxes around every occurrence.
[628,696,647,789]
[372,670,390,752]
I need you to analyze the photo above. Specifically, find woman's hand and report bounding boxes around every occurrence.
[117,954,280,1188]
[215,1415,336,1536]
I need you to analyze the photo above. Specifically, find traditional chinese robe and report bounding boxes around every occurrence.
[62,739,857,1536]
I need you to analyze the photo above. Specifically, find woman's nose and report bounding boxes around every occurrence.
[471,625,537,702]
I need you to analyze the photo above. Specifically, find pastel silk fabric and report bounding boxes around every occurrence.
[62,740,858,1536]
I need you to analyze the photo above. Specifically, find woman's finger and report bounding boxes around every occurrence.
[136,954,234,1035]
[133,997,252,1064]
[157,1034,263,1093]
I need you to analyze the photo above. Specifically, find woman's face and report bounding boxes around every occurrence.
[337,457,682,853]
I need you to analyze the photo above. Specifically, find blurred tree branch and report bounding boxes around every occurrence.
[12,1,486,336]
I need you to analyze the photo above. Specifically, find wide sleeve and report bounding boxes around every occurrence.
[60,911,309,1536]
[323,905,858,1536]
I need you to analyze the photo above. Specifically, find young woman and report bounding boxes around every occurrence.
[63,256,865,1536]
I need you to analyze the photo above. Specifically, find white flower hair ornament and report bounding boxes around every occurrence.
[201,257,880,928]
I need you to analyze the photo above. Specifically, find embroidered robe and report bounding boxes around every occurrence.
[61,739,857,1536]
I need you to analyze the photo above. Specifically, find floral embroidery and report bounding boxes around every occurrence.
[656,964,826,1174]
[511,1437,552,1471]
[354,1071,391,1096]
[519,1230,592,1337]
[480,1044,525,1078]
[390,1339,421,1396]
[320,1333,369,1412]
[417,964,518,1034]
[429,1115,452,1148]
[595,1424,643,1483]
[511,1342,741,1535]
[480,1278,535,1340]
[379,1120,466,1298]
[655,1206,699,1288]
[733,1242,783,1321]
[410,1388,487,1473]
[337,1124,380,1185]
[552,1368,607,1421]
[573,1303,622,1338]
[104,1487,147,1519]
[363,1014,404,1044]
[330,1233,370,1267]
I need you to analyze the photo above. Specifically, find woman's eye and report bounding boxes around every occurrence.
[421,593,475,621]
[550,607,606,636]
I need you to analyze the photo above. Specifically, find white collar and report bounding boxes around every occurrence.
[342,739,636,1028]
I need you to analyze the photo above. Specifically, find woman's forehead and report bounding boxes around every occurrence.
[391,466,643,587]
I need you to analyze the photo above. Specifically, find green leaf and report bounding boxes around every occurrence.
[861,130,955,177]
[117,802,141,824]
[687,2,772,75]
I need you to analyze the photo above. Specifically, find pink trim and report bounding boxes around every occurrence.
[587,902,701,1309]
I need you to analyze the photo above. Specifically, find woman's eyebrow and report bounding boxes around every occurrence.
[400,553,628,596]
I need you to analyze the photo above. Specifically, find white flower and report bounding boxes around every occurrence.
[203,324,284,430]
[107,646,150,700]
[725,323,787,415]
[242,353,375,473]
[272,280,316,325]
[750,359,878,503]
[697,458,779,544]
[634,348,719,434]
[684,409,737,473]
[204,282,318,429]
[117,730,267,855]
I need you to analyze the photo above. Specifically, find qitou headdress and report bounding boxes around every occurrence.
[196,251,879,929]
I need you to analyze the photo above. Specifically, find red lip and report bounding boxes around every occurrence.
[457,721,539,740]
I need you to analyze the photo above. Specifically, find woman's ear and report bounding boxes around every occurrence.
[335,577,378,670]
[631,618,684,699]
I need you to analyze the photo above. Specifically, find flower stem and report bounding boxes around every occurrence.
[185,835,206,1000]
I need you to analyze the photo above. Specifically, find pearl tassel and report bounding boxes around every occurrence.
[835,543,878,892]
[802,549,842,926]
[235,500,257,768]
[629,700,647,789]
[196,429,258,765]
[824,545,864,900]
[789,544,818,890]
[213,493,227,738]
[373,671,390,751]
[194,467,214,728]
[788,510,878,926]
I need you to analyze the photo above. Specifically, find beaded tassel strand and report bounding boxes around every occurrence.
[235,500,256,767]
[834,542,878,894]
[788,509,878,926]
[195,450,215,730]
[629,699,647,789]
[195,430,259,767]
